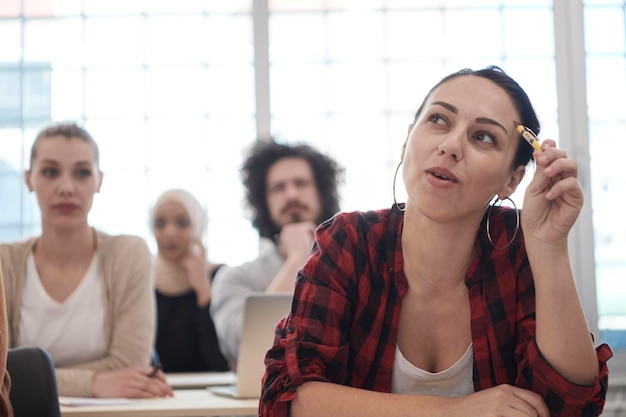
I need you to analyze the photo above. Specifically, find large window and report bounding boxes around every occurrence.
[267,0,557,212]
[0,0,260,264]
[0,0,623,371]
[584,0,626,368]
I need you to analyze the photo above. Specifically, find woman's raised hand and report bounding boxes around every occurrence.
[182,238,212,306]
[522,139,584,247]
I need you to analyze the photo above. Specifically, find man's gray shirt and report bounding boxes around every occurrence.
[210,241,284,363]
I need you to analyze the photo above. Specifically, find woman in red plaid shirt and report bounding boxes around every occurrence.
[260,66,612,417]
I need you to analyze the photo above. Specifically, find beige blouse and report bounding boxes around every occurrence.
[0,264,14,416]
[0,230,155,397]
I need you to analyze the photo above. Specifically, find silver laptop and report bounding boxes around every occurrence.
[209,293,292,399]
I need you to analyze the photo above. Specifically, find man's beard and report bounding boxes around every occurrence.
[281,201,307,224]
[289,213,302,223]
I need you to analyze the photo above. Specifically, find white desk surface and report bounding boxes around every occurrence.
[60,389,259,417]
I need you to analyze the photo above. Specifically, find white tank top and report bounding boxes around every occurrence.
[18,253,107,367]
[391,343,475,397]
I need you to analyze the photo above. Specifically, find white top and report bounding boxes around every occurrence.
[18,253,107,367]
[391,343,475,397]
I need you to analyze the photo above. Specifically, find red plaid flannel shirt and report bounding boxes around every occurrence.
[260,205,612,417]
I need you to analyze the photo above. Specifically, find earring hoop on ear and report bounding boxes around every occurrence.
[392,160,405,212]
[486,196,519,250]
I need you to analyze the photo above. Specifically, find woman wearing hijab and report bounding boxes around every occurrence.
[151,189,229,372]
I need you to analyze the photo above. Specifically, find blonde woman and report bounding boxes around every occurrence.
[0,122,173,398]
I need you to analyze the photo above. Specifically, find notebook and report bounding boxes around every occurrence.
[209,293,292,399]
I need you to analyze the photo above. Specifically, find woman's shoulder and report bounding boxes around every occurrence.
[95,230,150,256]
[476,205,525,256]
[0,237,36,260]
[319,207,396,243]
[481,206,522,237]
[327,207,393,228]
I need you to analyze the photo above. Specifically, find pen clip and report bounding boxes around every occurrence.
[522,125,538,137]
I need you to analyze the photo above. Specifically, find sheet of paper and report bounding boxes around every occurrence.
[59,396,136,406]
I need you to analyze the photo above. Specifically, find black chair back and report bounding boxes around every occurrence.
[6,346,61,417]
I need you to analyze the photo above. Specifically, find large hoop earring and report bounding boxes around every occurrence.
[392,160,405,212]
[486,196,520,250]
